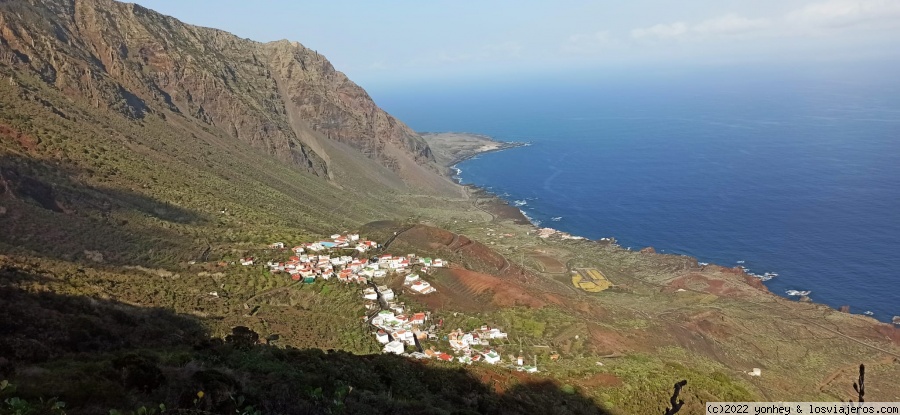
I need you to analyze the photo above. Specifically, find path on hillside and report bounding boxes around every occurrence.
[382,224,416,250]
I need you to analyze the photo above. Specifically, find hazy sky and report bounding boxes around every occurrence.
[134,0,900,87]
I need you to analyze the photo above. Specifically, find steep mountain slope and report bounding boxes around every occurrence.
[0,0,452,190]
[0,0,462,266]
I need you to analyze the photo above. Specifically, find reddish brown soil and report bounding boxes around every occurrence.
[0,123,38,152]
[665,273,751,298]
[426,268,547,311]
[395,225,456,250]
[587,323,637,354]
[683,310,733,340]
[530,251,566,273]
[872,325,900,346]
[741,274,771,293]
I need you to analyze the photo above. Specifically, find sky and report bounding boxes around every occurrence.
[134,0,900,88]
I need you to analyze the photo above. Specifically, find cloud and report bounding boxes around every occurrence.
[631,14,769,41]
[693,14,771,35]
[561,30,615,54]
[631,22,689,40]
[787,0,900,29]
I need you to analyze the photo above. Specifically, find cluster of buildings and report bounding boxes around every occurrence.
[246,232,536,370]
[254,234,450,285]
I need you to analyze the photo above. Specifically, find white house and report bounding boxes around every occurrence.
[433,259,445,267]
[381,289,395,301]
[373,269,387,278]
[383,340,405,355]
[375,330,389,344]
[292,246,305,254]
[410,281,436,294]
[487,328,508,339]
[482,350,501,364]
[348,234,360,241]
[240,258,254,266]
[363,288,378,301]
[372,310,395,326]
[404,274,420,285]
[270,242,285,249]
[393,329,415,345]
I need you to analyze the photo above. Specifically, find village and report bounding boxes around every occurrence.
[242,232,539,373]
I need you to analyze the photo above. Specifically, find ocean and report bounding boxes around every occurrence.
[371,66,900,323]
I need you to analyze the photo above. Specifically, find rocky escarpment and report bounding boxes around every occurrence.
[0,0,437,182]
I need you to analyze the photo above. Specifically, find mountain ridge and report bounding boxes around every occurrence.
[0,0,449,191]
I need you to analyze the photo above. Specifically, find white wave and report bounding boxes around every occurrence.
[864,311,874,316]
[520,209,540,227]
[785,290,811,297]
[749,272,775,282]
[736,260,746,264]
[513,200,527,207]
[550,216,562,222]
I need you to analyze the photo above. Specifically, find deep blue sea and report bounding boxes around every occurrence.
[371,67,900,323]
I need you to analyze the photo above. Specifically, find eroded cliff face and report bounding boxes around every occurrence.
[0,0,438,183]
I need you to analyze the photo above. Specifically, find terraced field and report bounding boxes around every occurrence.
[572,268,612,293]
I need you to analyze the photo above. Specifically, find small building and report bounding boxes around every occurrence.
[381,289,395,301]
[410,312,426,325]
[270,242,285,249]
[363,288,378,301]
[383,340,405,355]
[375,330,389,344]
[240,257,254,266]
[410,281,436,294]
[487,328,508,339]
[303,275,316,284]
[404,274,420,285]
[372,310,395,326]
[482,350,501,364]
[433,259,445,267]
[393,329,415,345]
